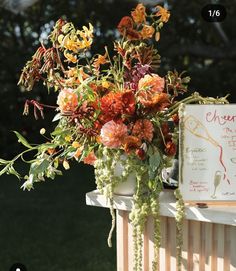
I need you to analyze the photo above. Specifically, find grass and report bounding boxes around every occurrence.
[0,162,116,271]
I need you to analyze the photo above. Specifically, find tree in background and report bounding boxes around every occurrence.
[0,0,235,158]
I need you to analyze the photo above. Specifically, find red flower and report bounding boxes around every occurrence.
[165,141,177,156]
[118,16,133,31]
[121,90,135,116]
[135,148,146,160]
[172,114,179,125]
[161,122,169,136]
[117,16,141,40]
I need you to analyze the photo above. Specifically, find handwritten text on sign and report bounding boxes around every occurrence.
[179,105,236,201]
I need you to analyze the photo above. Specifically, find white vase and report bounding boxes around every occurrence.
[113,154,136,196]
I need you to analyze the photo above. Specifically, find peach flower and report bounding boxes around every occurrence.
[83,151,97,165]
[57,88,78,112]
[137,74,169,111]
[100,120,128,148]
[138,73,164,93]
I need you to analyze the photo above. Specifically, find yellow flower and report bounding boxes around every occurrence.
[65,135,72,142]
[131,3,146,24]
[64,51,78,63]
[102,81,110,89]
[77,23,94,39]
[155,6,170,23]
[59,23,94,52]
[57,34,64,44]
[72,141,80,148]
[79,38,93,50]
[76,23,94,50]
[61,35,80,52]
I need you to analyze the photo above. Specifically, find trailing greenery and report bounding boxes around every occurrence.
[94,145,168,270]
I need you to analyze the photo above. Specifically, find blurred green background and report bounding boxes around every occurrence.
[0,162,116,270]
[0,0,235,270]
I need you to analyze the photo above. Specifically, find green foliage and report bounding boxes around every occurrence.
[13,131,33,149]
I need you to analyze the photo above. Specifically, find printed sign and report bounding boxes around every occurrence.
[179,104,236,201]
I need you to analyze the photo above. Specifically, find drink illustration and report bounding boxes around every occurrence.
[184,115,230,185]
[211,171,223,199]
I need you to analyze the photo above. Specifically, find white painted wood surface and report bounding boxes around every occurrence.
[86,190,236,270]
[86,190,236,226]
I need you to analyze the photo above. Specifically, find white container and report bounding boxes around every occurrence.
[113,154,136,196]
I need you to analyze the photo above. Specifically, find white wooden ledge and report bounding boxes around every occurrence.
[86,190,236,226]
[86,190,236,270]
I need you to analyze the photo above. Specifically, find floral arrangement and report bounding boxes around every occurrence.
[0,3,229,271]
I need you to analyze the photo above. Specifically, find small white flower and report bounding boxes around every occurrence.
[40,128,46,135]
[21,174,34,191]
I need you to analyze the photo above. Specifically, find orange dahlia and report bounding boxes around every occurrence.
[100,92,123,122]
[100,120,128,148]
[132,119,154,142]
[57,88,78,113]
[100,90,135,123]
